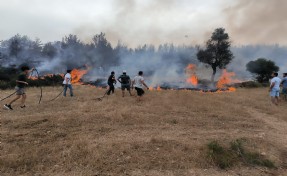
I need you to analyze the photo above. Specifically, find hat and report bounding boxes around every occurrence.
[123,70,127,73]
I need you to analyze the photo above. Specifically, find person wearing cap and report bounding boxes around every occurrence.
[107,71,116,95]
[117,70,132,97]
[63,69,74,97]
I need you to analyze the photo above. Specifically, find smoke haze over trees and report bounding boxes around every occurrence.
[0,33,287,86]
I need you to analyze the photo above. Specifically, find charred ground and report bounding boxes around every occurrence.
[1,86,287,175]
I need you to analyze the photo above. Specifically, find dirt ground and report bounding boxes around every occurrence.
[1,86,287,176]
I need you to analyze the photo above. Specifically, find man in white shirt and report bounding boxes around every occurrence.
[131,71,149,101]
[269,72,281,105]
[63,69,74,97]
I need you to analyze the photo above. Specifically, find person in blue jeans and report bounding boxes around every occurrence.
[269,72,281,105]
[63,70,74,97]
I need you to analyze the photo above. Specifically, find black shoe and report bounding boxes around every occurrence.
[4,104,13,110]
[20,105,26,108]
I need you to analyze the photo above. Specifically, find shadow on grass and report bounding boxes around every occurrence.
[208,139,276,169]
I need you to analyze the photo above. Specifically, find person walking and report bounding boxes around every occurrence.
[107,71,116,95]
[117,70,132,97]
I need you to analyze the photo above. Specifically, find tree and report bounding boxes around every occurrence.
[42,42,57,58]
[196,28,234,83]
[246,58,279,83]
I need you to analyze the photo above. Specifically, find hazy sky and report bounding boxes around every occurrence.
[0,0,286,47]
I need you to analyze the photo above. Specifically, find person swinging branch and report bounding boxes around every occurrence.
[4,66,34,110]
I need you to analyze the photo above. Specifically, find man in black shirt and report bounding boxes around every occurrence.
[107,71,116,95]
[117,70,132,97]
[4,66,34,110]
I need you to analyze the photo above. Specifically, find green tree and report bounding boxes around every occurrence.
[246,58,279,83]
[197,28,234,83]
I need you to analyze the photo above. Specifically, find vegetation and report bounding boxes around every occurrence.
[1,87,286,175]
[0,67,63,89]
[197,28,234,83]
[246,58,279,83]
[208,139,276,169]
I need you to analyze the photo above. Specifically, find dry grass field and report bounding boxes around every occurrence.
[1,86,287,176]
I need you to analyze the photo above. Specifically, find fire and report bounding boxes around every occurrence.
[216,69,237,89]
[157,86,161,91]
[185,64,198,86]
[187,75,198,86]
[71,68,89,84]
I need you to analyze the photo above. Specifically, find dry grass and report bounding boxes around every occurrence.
[1,86,287,176]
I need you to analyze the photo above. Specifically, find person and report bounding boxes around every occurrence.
[63,69,74,97]
[131,71,149,101]
[117,70,132,97]
[107,71,116,95]
[281,73,287,100]
[4,66,34,110]
[269,72,281,106]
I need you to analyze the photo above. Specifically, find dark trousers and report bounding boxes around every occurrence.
[107,83,114,95]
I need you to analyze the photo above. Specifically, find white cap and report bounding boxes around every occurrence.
[123,70,127,73]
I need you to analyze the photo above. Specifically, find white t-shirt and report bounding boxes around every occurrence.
[270,77,281,89]
[63,73,72,85]
[133,76,144,88]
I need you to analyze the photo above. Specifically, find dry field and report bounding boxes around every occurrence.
[1,86,287,176]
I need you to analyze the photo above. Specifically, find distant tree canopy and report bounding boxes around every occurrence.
[0,33,197,72]
[246,58,279,83]
[196,28,234,83]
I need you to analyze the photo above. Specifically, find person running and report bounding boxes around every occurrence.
[131,71,149,101]
[117,70,132,97]
[107,71,116,95]
[4,66,34,110]
[63,69,74,97]
[281,73,287,100]
[269,72,281,106]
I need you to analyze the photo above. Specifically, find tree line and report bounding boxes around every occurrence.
[0,29,285,83]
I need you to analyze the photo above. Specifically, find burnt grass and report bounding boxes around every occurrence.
[1,86,287,175]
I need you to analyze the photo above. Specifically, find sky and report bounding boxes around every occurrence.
[0,0,286,47]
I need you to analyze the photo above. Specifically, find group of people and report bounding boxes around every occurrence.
[269,72,287,106]
[61,69,150,100]
[3,67,149,110]
[105,70,149,99]
[2,66,287,111]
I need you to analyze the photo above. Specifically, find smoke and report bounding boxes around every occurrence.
[224,0,287,45]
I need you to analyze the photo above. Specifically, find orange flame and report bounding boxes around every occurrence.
[185,64,198,86]
[71,68,89,84]
[217,69,236,89]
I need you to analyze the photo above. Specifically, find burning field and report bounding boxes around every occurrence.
[1,86,287,175]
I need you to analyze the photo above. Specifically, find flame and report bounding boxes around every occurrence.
[71,68,89,84]
[217,69,237,89]
[185,64,198,86]
[187,75,198,86]
[157,86,161,91]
